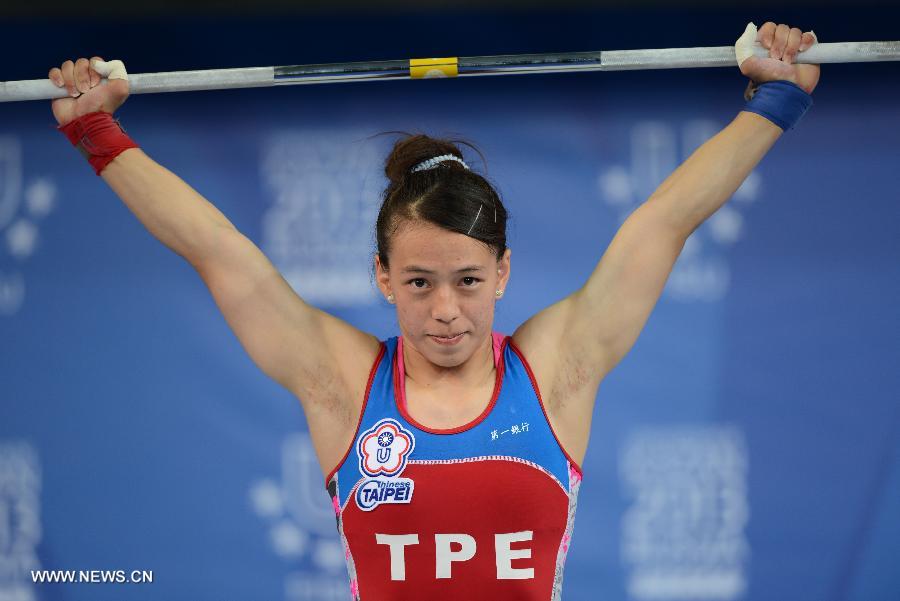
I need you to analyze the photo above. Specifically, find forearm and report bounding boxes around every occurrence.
[100,148,237,267]
[646,110,783,237]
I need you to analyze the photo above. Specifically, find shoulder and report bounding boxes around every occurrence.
[510,295,576,401]
[298,324,385,479]
[511,302,600,415]
[511,296,605,467]
[290,311,384,421]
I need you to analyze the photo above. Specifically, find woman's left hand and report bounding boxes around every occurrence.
[739,21,821,94]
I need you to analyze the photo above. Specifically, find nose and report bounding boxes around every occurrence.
[430,285,461,324]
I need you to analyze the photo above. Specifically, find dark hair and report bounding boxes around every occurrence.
[374,132,508,270]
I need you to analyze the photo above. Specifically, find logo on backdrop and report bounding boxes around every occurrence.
[354,418,416,512]
[0,136,58,316]
[597,120,761,302]
[0,442,42,601]
[249,432,349,601]
[258,130,382,307]
[619,425,750,601]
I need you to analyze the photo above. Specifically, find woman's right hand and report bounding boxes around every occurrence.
[49,57,130,126]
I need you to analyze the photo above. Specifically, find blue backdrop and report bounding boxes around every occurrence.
[0,7,898,601]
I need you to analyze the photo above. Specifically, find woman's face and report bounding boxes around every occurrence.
[375,220,511,368]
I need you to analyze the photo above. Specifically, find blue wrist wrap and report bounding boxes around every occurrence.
[742,80,814,131]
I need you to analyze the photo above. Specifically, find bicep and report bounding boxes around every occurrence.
[194,228,380,407]
[510,205,684,461]
[514,202,687,386]
[573,201,687,370]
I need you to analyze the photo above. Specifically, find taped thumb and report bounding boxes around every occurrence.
[90,59,129,81]
[735,22,759,68]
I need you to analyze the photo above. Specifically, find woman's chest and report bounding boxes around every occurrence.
[404,380,496,430]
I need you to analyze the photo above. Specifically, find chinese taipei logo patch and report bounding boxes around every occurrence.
[355,418,416,512]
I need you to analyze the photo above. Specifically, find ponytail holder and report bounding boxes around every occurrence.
[411,154,469,173]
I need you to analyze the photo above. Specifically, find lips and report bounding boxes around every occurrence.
[428,332,466,344]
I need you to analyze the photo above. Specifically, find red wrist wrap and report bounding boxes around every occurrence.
[58,112,139,176]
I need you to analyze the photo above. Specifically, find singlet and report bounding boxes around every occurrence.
[324,332,583,601]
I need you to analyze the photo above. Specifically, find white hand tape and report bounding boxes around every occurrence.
[735,21,759,67]
[735,23,819,67]
[90,59,129,81]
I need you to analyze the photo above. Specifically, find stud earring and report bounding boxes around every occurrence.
[495,289,503,297]
[387,294,395,303]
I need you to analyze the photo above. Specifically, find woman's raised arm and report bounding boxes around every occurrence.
[513,22,820,462]
[50,58,381,468]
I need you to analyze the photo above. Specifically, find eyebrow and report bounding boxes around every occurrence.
[401,265,485,274]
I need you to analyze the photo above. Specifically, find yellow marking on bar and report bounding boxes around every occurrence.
[409,57,459,79]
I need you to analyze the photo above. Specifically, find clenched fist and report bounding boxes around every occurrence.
[48,57,130,126]
[738,22,821,94]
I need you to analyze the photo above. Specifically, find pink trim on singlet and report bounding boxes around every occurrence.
[396,331,505,414]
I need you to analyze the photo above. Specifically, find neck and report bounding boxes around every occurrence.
[402,332,495,391]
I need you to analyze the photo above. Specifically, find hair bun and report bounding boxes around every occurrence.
[383,133,465,187]
[373,131,506,271]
